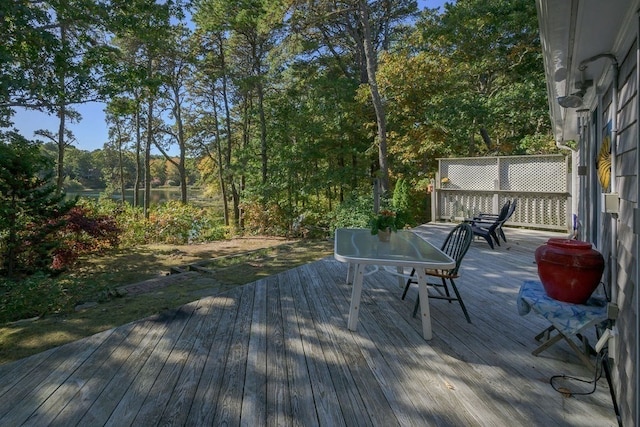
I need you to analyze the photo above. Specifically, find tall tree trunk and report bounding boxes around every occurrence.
[358,0,389,194]
[258,81,267,185]
[118,149,126,203]
[116,122,126,203]
[174,98,188,204]
[239,96,251,230]
[56,24,68,192]
[220,36,234,228]
[144,97,152,219]
[5,197,17,277]
[134,106,142,207]
[211,101,229,226]
[56,104,66,191]
[480,127,492,150]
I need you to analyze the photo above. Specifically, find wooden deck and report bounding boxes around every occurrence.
[0,224,618,426]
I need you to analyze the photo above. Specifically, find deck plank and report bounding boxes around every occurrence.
[183,288,242,425]
[297,262,396,426]
[212,282,255,425]
[0,224,618,426]
[264,274,291,427]
[156,295,218,425]
[278,267,320,426]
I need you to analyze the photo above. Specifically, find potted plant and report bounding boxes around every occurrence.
[370,209,403,242]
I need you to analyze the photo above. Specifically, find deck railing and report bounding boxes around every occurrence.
[431,155,571,231]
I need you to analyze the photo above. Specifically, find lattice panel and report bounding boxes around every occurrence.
[440,158,498,190]
[439,155,567,192]
[500,156,567,192]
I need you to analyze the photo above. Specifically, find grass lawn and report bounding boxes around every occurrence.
[0,237,334,365]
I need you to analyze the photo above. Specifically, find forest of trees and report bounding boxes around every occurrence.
[1,0,556,274]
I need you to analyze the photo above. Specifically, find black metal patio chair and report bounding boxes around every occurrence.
[401,222,474,323]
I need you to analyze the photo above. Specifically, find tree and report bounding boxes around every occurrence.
[412,0,550,155]
[283,0,418,195]
[1,0,120,190]
[155,25,194,203]
[193,0,284,226]
[358,0,389,194]
[189,24,236,227]
[0,133,74,276]
[108,0,181,217]
[105,98,136,200]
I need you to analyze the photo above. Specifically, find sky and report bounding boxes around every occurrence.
[10,0,450,154]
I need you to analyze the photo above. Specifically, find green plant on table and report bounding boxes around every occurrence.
[370,209,402,235]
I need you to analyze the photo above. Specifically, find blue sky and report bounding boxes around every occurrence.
[11,0,449,153]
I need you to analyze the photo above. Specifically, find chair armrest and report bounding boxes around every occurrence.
[468,219,497,227]
[474,213,499,220]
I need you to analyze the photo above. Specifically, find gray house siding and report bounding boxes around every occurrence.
[605,37,637,426]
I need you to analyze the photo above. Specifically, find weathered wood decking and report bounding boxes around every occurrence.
[0,224,617,426]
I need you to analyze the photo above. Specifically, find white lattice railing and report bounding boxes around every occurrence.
[432,155,571,231]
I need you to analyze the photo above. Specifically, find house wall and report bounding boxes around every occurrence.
[613,38,637,427]
[596,36,638,426]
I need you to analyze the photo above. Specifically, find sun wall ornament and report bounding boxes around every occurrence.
[597,136,611,190]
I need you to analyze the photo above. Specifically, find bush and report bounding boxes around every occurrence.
[392,178,413,228]
[0,134,76,276]
[291,211,330,239]
[51,202,121,270]
[241,200,290,236]
[329,193,374,231]
[147,201,223,244]
[63,177,84,192]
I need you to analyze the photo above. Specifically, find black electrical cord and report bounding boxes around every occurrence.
[549,347,606,396]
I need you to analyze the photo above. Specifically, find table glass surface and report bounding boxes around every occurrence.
[334,228,454,268]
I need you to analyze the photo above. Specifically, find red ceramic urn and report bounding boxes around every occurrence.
[534,238,605,304]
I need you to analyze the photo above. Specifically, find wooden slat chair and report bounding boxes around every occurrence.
[401,223,474,323]
[467,201,511,249]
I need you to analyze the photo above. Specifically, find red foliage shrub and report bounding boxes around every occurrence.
[50,206,120,271]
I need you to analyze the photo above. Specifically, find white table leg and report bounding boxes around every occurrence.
[416,268,433,340]
[396,266,405,288]
[347,263,365,331]
[346,263,353,284]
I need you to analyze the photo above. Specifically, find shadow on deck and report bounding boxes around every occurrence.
[0,223,617,426]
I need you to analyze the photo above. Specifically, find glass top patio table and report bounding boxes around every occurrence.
[334,228,455,340]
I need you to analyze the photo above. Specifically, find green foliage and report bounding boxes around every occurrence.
[97,197,148,247]
[240,199,291,236]
[330,193,374,231]
[63,177,85,192]
[84,197,227,246]
[392,177,411,213]
[392,177,413,228]
[369,209,403,234]
[0,133,76,276]
[0,274,75,323]
[3,0,553,249]
[376,0,552,163]
[147,201,226,244]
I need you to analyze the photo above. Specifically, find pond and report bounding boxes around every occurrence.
[67,187,209,206]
